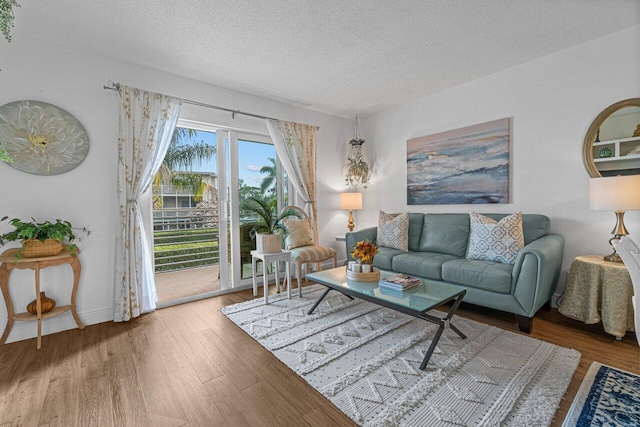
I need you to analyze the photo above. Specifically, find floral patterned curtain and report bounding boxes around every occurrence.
[114,86,181,322]
[266,119,319,242]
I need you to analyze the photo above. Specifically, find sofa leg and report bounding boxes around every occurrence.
[542,300,552,311]
[515,315,533,334]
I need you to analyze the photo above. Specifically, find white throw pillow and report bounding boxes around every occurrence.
[283,217,314,249]
[466,212,524,264]
[377,211,409,252]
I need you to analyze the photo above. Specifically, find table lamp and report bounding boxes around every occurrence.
[589,175,640,262]
[340,192,362,232]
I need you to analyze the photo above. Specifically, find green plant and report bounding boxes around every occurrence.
[0,216,90,252]
[0,0,19,43]
[0,141,12,163]
[240,196,301,238]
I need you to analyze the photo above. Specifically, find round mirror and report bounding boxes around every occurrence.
[583,98,640,177]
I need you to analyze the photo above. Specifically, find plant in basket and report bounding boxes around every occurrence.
[240,196,302,253]
[351,240,377,265]
[0,216,90,258]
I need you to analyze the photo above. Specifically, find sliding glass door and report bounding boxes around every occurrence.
[154,121,287,303]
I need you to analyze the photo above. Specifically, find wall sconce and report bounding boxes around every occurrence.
[340,192,362,232]
[589,175,640,262]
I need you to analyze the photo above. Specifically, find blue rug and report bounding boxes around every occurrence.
[563,362,640,426]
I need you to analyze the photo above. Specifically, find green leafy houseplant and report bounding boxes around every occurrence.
[0,0,20,43]
[240,196,301,238]
[0,217,89,257]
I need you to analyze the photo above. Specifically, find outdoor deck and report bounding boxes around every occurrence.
[155,265,221,304]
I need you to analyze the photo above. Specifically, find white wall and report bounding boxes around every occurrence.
[361,26,640,297]
[0,36,353,343]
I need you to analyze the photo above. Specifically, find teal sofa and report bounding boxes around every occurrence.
[346,213,564,333]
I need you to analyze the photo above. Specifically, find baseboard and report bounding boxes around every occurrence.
[1,306,113,344]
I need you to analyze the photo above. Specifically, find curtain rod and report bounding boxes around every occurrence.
[103,81,320,129]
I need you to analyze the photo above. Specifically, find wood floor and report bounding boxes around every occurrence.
[1,281,639,427]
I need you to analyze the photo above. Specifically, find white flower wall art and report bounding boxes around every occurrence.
[0,100,90,175]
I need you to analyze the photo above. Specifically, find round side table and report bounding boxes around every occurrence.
[558,254,634,340]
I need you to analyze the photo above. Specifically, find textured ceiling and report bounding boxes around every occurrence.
[12,0,640,117]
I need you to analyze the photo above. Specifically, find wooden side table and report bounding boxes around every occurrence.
[558,254,634,340]
[0,248,84,349]
[251,250,291,304]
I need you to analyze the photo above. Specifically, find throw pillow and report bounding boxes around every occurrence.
[466,212,524,264]
[283,217,314,249]
[377,211,409,251]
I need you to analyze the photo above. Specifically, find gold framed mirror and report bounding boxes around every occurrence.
[583,98,640,177]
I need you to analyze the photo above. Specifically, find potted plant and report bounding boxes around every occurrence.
[0,216,88,258]
[240,196,301,254]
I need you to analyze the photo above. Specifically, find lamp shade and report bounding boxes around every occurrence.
[340,192,362,210]
[589,175,640,211]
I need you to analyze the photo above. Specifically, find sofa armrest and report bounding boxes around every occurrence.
[345,227,378,261]
[511,233,565,316]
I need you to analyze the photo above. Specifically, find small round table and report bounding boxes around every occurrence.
[558,254,634,340]
[251,250,291,304]
[0,248,84,349]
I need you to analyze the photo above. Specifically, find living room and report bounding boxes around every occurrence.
[0,1,639,426]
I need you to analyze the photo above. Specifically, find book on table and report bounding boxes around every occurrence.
[379,273,421,291]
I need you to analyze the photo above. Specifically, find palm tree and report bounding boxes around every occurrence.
[259,157,277,196]
[153,128,216,207]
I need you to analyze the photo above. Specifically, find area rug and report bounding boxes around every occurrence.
[563,362,640,426]
[222,284,580,426]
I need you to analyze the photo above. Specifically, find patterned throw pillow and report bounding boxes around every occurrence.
[466,212,524,264]
[377,211,409,251]
[283,217,314,249]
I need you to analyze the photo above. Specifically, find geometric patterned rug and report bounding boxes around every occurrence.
[222,284,581,426]
[562,362,640,426]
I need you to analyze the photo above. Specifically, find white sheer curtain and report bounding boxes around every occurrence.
[266,119,319,242]
[114,86,181,322]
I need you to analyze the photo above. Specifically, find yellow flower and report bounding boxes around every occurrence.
[351,240,377,264]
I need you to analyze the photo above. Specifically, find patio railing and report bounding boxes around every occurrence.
[153,207,219,273]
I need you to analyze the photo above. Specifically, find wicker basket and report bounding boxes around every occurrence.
[256,233,282,254]
[22,239,64,258]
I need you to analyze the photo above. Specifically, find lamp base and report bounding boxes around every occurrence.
[603,252,623,263]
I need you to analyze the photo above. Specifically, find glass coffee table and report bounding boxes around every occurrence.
[305,267,467,369]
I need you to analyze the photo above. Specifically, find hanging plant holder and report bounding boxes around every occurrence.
[345,117,371,188]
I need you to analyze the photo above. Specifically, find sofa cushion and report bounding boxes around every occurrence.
[372,246,406,271]
[407,213,424,252]
[466,212,524,264]
[392,252,459,280]
[378,211,409,251]
[417,213,470,257]
[442,259,513,294]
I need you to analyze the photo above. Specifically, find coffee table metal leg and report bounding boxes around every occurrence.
[307,288,331,315]
[419,294,466,369]
[420,323,445,370]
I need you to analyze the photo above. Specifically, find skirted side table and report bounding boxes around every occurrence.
[559,254,634,340]
[0,248,84,349]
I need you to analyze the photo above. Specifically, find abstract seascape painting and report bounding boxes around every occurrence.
[407,118,510,205]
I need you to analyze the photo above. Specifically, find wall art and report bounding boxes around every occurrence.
[0,100,90,175]
[407,118,510,205]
